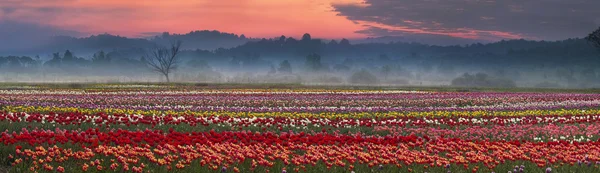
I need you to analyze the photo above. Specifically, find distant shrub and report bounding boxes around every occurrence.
[349,69,378,84]
[534,82,562,88]
[386,79,410,85]
[67,83,84,89]
[314,76,343,84]
[451,73,516,88]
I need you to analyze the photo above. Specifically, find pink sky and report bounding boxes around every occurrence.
[0,0,528,40]
[0,0,366,39]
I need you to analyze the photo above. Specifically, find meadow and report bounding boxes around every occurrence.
[0,83,599,173]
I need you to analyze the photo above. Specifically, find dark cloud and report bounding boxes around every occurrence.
[354,26,492,45]
[1,7,17,14]
[333,0,600,41]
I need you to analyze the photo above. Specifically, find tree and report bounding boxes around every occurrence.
[278,60,292,73]
[437,63,456,75]
[378,54,390,62]
[349,69,379,84]
[301,33,311,41]
[62,50,75,66]
[339,39,350,46]
[451,73,516,88]
[305,53,322,71]
[44,52,62,67]
[186,59,211,71]
[92,50,111,66]
[580,68,597,81]
[585,26,600,50]
[268,65,277,75]
[143,41,182,82]
[333,64,350,72]
[328,40,338,46]
[278,35,286,43]
[381,65,392,79]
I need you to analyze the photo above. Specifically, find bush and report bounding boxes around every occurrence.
[385,79,410,85]
[451,73,516,88]
[67,83,84,89]
[314,76,343,84]
[349,69,378,84]
[534,82,561,88]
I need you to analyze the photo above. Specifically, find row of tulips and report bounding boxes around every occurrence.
[8,136,600,173]
[4,105,600,119]
[374,123,600,142]
[1,123,599,147]
[1,89,600,110]
[0,127,424,146]
[3,100,600,113]
[2,112,600,128]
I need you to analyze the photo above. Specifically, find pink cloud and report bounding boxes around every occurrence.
[358,21,525,41]
[0,0,366,39]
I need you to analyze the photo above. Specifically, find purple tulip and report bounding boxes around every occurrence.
[545,167,552,173]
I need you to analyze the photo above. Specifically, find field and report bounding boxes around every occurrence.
[0,84,599,173]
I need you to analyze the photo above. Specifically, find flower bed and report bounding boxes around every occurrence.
[1,88,599,172]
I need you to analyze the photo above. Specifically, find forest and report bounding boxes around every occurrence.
[0,31,599,88]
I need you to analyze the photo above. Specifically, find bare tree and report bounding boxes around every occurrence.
[586,26,600,50]
[143,41,182,82]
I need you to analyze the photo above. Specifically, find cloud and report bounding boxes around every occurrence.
[333,0,600,41]
[135,32,164,39]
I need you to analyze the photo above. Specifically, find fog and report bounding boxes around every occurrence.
[0,33,599,88]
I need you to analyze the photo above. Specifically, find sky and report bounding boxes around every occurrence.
[1,0,600,42]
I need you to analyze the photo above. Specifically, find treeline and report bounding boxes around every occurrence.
[1,33,599,87]
[1,30,255,55]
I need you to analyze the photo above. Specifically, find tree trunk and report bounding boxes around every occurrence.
[164,73,170,83]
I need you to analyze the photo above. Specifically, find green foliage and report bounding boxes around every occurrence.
[186,59,211,71]
[381,65,392,79]
[451,73,517,88]
[305,53,323,71]
[349,69,379,84]
[534,82,562,88]
[585,26,600,49]
[91,50,111,66]
[278,60,292,73]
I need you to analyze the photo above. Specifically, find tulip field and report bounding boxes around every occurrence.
[1,85,600,172]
